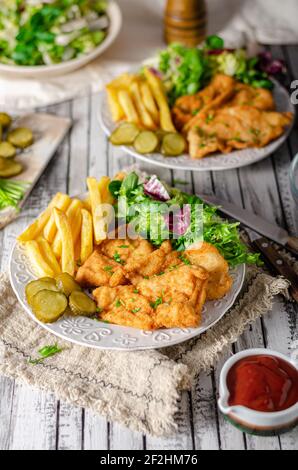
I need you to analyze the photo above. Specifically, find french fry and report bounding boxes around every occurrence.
[80,208,93,264]
[53,208,75,276]
[25,240,55,278]
[130,81,156,129]
[140,81,160,124]
[43,193,71,243]
[37,237,61,276]
[118,90,140,124]
[52,198,83,258]
[106,87,125,122]
[107,73,136,90]
[18,193,63,242]
[143,68,176,132]
[87,177,107,244]
[98,176,114,204]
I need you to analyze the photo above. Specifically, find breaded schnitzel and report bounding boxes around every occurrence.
[76,237,233,330]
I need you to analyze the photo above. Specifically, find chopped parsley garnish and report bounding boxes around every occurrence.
[156,271,164,276]
[150,297,163,309]
[29,343,64,365]
[133,289,139,294]
[113,251,125,265]
[205,113,214,124]
[96,307,103,313]
[179,255,191,265]
[104,265,113,272]
[143,275,149,280]
[115,299,125,308]
[119,245,129,248]
[131,308,141,314]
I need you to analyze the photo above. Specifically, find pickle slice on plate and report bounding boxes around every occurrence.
[0,142,16,159]
[0,159,23,178]
[134,131,159,154]
[109,122,140,145]
[161,133,186,156]
[69,291,97,316]
[31,290,68,323]
[0,113,12,129]
[56,272,82,297]
[25,279,59,305]
[8,127,34,149]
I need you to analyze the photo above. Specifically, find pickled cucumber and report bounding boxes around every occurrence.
[109,122,140,146]
[69,291,97,316]
[56,272,82,297]
[161,133,186,156]
[0,142,16,159]
[134,131,159,154]
[0,113,12,129]
[25,279,59,305]
[0,159,23,178]
[31,290,68,323]
[8,127,34,149]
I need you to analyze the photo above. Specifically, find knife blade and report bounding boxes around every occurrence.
[245,228,298,303]
[200,194,298,255]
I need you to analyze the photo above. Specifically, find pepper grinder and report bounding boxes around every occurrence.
[164,0,207,46]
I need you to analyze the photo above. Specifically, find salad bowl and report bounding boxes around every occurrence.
[0,1,122,79]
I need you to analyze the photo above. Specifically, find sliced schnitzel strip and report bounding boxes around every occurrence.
[185,242,233,300]
[76,250,126,288]
[188,106,292,159]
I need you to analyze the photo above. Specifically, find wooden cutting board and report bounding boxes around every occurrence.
[0,113,72,229]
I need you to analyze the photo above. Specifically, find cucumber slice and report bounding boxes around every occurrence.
[161,133,186,156]
[0,160,23,178]
[25,279,59,306]
[8,127,34,149]
[0,113,12,129]
[0,141,16,159]
[31,290,68,323]
[109,122,140,145]
[134,131,159,154]
[69,291,97,317]
[56,272,82,297]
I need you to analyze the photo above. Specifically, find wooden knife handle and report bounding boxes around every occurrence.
[253,237,298,303]
[286,236,298,256]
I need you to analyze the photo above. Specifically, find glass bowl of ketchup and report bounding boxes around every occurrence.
[218,348,298,436]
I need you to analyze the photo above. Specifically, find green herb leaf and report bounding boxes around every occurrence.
[150,297,163,309]
[131,308,141,314]
[113,251,125,265]
[29,343,63,365]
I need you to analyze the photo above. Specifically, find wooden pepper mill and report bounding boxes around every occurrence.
[164,0,207,46]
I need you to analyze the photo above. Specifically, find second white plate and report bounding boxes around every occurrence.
[99,79,294,172]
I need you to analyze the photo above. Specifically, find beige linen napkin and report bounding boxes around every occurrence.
[0,267,289,437]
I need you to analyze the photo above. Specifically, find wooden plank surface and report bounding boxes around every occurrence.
[0,44,297,450]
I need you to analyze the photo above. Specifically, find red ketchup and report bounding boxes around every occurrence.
[227,355,298,412]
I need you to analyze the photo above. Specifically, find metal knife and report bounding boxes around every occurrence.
[200,194,298,256]
[245,228,298,303]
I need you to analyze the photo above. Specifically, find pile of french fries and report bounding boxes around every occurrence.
[18,177,114,278]
[106,67,176,133]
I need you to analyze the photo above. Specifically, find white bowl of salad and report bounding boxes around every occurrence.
[0,0,122,78]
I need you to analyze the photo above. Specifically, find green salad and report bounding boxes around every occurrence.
[0,0,108,66]
[109,172,261,267]
[144,35,275,105]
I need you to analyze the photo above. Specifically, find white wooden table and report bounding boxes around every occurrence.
[0,44,297,451]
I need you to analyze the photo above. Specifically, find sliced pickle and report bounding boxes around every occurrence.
[0,113,12,129]
[0,159,23,178]
[8,127,34,149]
[69,291,97,317]
[31,290,68,323]
[0,141,16,159]
[134,131,159,154]
[56,272,82,297]
[161,133,186,156]
[109,122,140,145]
[25,279,59,306]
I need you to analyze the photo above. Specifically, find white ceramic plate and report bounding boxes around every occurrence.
[99,79,294,172]
[0,2,122,79]
[9,196,245,351]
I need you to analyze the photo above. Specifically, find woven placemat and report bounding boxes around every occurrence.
[0,266,290,437]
